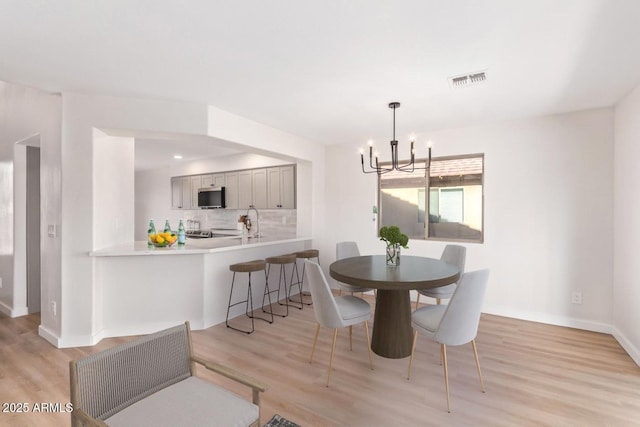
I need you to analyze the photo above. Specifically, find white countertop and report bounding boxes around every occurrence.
[89,235,311,257]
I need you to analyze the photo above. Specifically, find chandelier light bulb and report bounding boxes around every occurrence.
[368,139,374,147]
[426,140,433,148]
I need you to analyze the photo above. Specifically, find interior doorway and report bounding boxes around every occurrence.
[26,145,41,313]
[13,135,41,316]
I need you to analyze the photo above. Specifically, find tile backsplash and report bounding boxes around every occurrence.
[163,208,297,237]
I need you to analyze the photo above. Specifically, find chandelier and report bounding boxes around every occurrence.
[360,102,431,175]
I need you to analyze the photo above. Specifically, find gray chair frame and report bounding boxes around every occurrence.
[69,321,268,426]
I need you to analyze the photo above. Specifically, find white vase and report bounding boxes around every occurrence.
[386,244,401,266]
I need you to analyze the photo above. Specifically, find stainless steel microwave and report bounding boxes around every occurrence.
[197,186,226,209]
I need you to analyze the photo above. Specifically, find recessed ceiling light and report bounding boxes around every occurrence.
[173,155,183,159]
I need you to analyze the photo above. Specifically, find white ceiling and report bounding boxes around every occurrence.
[2,0,640,152]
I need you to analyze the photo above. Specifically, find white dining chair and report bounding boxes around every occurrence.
[304,260,374,386]
[407,269,490,413]
[415,244,466,310]
[335,241,375,296]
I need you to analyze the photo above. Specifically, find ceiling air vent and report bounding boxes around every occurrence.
[448,70,487,88]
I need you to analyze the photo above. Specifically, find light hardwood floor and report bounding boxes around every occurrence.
[1,296,640,427]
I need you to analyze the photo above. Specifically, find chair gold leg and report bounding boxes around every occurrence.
[471,339,485,393]
[309,323,321,363]
[442,344,451,413]
[326,328,338,387]
[407,330,418,379]
[436,298,442,305]
[415,293,420,311]
[338,289,343,296]
[364,321,374,370]
[349,325,353,351]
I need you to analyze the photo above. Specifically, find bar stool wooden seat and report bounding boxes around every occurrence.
[264,253,302,317]
[226,259,273,334]
[292,249,320,306]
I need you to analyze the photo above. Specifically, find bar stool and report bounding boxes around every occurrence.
[264,253,302,317]
[292,249,320,306]
[226,259,273,334]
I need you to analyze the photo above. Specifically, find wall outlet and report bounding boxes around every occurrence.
[571,291,582,305]
[51,301,57,316]
[48,224,56,237]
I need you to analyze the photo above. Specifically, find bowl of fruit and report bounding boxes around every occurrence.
[148,232,178,247]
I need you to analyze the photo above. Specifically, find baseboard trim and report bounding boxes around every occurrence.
[612,327,640,367]
[482,305,612,334]
[0,300,29,318]
[38,325,61,347]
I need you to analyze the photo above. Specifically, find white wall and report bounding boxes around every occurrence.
[613,84,640,366]
[0,81,61,327]
[93,130,135,250]
[325,108,614,331]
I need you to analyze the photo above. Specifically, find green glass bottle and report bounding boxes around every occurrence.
[147,219,156,248]
[177,219,186,246]
[164,220,171,233]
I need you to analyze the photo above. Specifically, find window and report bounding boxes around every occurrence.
[379,154,484,243]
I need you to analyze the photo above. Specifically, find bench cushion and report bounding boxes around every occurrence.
[105,377,259,427]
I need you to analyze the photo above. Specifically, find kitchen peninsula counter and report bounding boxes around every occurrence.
[89,235,313,344]
[90,235,310,257]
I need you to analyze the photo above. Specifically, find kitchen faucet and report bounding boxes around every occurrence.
[246,206,260,238]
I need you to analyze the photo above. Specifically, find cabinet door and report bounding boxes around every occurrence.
[201,174,213,188]
[181,177,192,210]
[225,172,239,209]
[171,177,182,209]
[280,165,296,209]
[267,167,281,209]
[238,170,253,209]
[212,173,225,187]
[190,175,202,209]
[252,168,267,208]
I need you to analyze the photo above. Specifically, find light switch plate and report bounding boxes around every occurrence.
[48,224,56,237]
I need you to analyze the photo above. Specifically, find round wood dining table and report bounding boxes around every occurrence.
[329,255,460,359]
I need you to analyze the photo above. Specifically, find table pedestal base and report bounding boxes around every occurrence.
[371,290,413,358]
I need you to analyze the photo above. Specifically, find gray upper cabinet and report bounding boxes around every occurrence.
[190,175,202,209]
[224,172,239,209]
[238,170,253,209]
[238,168,267,209]
[172,165,295,210]
[267,165,295,209]
[171,177,183,209]
[202,173,225,188]
[171,176,192,210]
[252,168,267,208]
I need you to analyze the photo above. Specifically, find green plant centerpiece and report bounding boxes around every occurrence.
[379,225,409,266]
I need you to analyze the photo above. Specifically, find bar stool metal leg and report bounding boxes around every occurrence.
[287,260,304,310]
[226,260,272,334]
[292,250,320,306]
[226,271,255,334]
[263,262,289,318]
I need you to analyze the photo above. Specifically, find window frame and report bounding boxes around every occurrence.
[377,153,484,244]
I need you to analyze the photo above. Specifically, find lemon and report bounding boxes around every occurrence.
[156,235,165,244]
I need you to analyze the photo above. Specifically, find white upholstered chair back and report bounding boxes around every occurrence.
[336,241,360,260]
[434,269,490,346]
[305,260,346,329]
[441,244,466,277]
